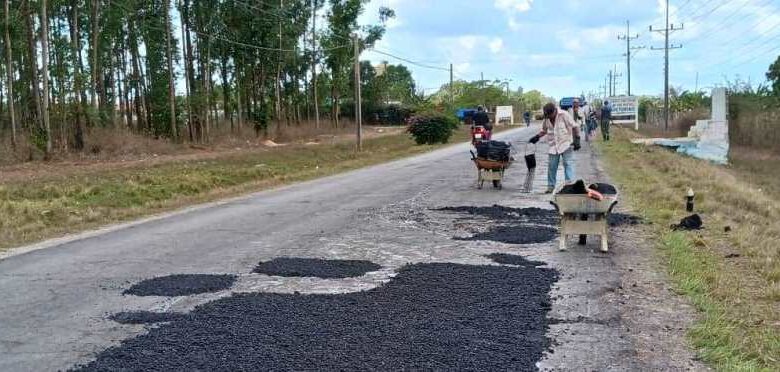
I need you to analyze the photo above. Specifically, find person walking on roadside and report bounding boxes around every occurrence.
[600,100,612,141]
[523,111,532,127]
[529,102,581,194]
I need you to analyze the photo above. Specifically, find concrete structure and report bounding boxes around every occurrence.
[632,88,729,164]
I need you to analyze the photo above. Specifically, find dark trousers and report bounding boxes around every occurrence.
[600,119,611,141]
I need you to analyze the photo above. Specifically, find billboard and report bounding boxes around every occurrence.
[607,96,639,130]
[495,106,514,125]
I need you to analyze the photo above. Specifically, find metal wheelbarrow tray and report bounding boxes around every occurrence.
[551,190,619,252]
[473,158,511,190]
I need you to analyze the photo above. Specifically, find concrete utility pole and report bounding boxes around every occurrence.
[353,34,362,151]
[650,0,683,130]
[618,20,643,96]
[611,65,622,96]
[449,63,453,105]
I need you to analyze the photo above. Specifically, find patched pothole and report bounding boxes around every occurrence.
[456,225,559,244]
[124,274,237,297]
[253,258,382,279]
[485,253,546,267]
[110,311,189,325]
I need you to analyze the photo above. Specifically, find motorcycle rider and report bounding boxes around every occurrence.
[473,105,492,140]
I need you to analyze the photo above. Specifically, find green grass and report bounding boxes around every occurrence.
[0,130,471,252]
[598,129,780,370]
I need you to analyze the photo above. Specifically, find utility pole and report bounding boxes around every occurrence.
[618,20,643,96]
[608,71,613,97]
[611,65,622,96]
[449,63,453,105]
[650,0,683,131]
[695,72,699,93]
[353,34,362,151]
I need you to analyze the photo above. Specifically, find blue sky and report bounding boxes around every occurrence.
[359,0,780,99]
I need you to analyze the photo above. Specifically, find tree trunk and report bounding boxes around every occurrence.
[220,52,231,131]
[164,0,177,140]
[203,37,212,143]
[311,0,319,129]
[39,0,52,156]
[24,3,42,133]
[69,1,84,149]
[4,0,17,148]
[128,19,145,132]
[90,0,100,111]
[179,0,193,141]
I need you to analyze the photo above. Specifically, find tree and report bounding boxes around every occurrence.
[4,0,17,148]
[768,55,780,95]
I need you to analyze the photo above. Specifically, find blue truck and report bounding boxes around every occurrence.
[559,97,587,110]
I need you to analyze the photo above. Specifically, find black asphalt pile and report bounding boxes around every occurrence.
[457,225,558,245]
[253,258,381,279]
[123,274,237,297]
[110,311,189,325]
[435,205,559,226]
[559,181,617,195]
[608,213,643,227]
[74,262,559,371]
[486,253,546,267]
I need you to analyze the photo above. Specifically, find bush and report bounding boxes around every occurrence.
[406,112,458,145]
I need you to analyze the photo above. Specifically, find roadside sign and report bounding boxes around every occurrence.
[607,96,639,130]
[495,106,514,125]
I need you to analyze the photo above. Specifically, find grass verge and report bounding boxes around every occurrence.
[0,127,485,252]
[598,128,780,370]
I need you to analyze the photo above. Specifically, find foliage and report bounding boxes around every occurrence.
[406,112,458,145]
[767,54,780,95]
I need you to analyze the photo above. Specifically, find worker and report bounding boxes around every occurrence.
[523,111,532,127]
[600,100,612,141]
[529,102,581,194]
[473,105,492,139]
[568,98,585,133]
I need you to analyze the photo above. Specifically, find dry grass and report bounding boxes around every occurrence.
[0,119,402,166]
[599,128,780,370]
[0,127,473,252]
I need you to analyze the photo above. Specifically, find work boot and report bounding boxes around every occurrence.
[544,186,554,194]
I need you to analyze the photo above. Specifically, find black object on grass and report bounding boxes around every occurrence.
[110,311,188,325]
[124,274,237,297]
[253,258,381,279]
[671,214,703,231]
[74,262,558,371]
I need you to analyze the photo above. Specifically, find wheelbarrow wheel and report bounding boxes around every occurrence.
[493,180,501,189]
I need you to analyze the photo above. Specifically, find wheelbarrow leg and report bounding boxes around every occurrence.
[578,213,588,245]
[600,219,609,252]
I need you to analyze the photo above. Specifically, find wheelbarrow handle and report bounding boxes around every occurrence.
[470,150,476,161]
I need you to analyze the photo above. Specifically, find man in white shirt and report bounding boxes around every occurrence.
[530,102,582,193]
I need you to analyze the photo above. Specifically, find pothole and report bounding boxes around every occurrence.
[75,263,559,371]
[124,274,237,297]
[456,225,559,245]
[110,311,188,325]
[253,258,382,279]
[485,253,546,267]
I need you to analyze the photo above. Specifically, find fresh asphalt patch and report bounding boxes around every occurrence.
[110,311,189,325]
[123,274,237,297]
[435,205,559,225]
[253,257,381,279]
[74,262,559,371]
[486,253,546,267]
[457,225,559,244]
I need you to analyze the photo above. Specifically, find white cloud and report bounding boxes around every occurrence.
[488,38,504,54]
[494,0,533,12]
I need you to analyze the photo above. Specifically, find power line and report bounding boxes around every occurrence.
[650,0,684,131]
[368,49,450,72]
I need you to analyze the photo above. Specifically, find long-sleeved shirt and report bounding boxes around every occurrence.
[542,108,576,155]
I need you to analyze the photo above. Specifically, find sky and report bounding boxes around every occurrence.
[358,0,780,99]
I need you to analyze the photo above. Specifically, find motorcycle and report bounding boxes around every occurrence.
[471,125,491,146]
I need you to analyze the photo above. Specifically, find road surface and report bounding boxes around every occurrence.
[0,126,697,371]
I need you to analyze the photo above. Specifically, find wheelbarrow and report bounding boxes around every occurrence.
[471,151,510,190]
[550,186,619,252]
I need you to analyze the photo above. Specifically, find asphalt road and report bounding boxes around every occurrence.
[1,126,653,371]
